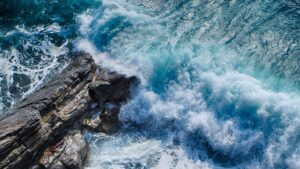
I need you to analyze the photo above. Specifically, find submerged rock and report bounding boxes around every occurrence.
[0,52,139,169]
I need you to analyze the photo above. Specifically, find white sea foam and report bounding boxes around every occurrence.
[86,132,218,169]
[76,0,300,168]
[0,24,69,113]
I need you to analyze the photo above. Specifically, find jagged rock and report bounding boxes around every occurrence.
[39,132,88,169]
[89,67,140,103]
[0,52,95,169]
[97,103,121,134]
[83,103,120,135]
[0,52,139,169]
[82,115,101,131]
[82,102,121,134]
[87,69,139,134]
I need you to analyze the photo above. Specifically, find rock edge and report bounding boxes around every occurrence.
[0,52,139,169]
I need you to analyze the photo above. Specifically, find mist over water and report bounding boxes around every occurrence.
[1,0,300,169]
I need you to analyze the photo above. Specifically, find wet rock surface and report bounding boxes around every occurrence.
[0,52,139,169]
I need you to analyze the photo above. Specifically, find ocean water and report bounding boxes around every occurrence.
[1,0,300,169]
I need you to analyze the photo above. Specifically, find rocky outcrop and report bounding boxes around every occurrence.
[38,132,88,169]
[0,52,139,169]
[85,67,139,134]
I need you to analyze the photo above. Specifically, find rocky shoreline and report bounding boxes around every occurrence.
[0,52,139,169]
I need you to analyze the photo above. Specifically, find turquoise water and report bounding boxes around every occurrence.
[1,0,300,168]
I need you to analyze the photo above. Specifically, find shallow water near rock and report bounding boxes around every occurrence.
[1,0,300,168]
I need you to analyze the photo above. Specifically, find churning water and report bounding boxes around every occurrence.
[1,0,300,168]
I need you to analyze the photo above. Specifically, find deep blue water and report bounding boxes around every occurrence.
[1,0,300,168]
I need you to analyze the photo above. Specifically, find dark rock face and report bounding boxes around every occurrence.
[39,132,88,169]
[89,67,139,103]
[0,52,139,169]
[85,67,140,134]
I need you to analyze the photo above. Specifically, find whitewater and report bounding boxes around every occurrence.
[0,0,300,168]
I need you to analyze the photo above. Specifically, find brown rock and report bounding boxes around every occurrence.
[0,52,139,169]
[0,52,94,169]
[39,132,88,169]
[0,53,138,169]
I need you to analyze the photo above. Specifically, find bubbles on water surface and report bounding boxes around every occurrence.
[76,0,300,168]
[0,0,103,113]
[0,0,299,168]
[0,24,71,113]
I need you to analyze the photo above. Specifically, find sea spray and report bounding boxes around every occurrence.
[77,0,300,168]
[0,0,299,168]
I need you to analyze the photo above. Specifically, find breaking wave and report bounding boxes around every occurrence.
[1,0,300,168]
[77,0,300,168]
